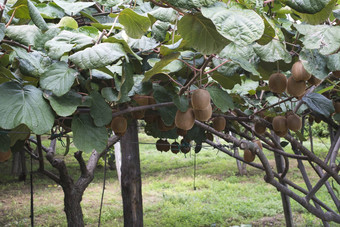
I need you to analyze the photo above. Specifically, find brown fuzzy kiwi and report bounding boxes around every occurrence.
[274,128,288,137]
[253,140,263,150]
[144,111,157,124]
[180,139,191,154]
[333,71,340,78]
[156,139,163,151]
[264,116,274,124]
[243,149,255,162]
[194,104,212,121]
[334,101,340,113]
[307,75,321,86]
[191,89,211,110]
[111,116,128,135]
[286,113,302,132]
[132,110,145,119]
[206,132,214,141]
[287,76,306,97]
[162,140,170,152]
[148,96,157,105]
[171,142,180,154]
[254,122,266,135]
[268,73,287,93]
[175,108,195,131]
[176,128,187,137]
[0,149,11,162]
[212,117,226,132]
[133,94,149,106]
[272,116,287,132]
[291,61,311,81]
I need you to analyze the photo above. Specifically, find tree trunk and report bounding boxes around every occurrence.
[63,187,84,227]
[120,119,143,227]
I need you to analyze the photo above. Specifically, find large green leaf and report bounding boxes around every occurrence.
[165,0,218,9]
[6,25,42,46]
[89,91,112,127]
[326,52,340,71]
[143,52,180,81]
[256,16,275,45]
[211,72,241,90]
[153,84,177,126]
[0,82,54,134]
[40,62,77,96]
[173,95,189,112]
[148,7,177,22]
[53,0,95,16]
[45,30,94,59]
[178,13,229,55]
[69,43,126,69]
[27,0,49,31]
[71,114,108,153]
[280,0,331,14]
[253,40,291,63]
[206,86,234,113]
[297,0,336,25]
[117,62,134,103]
[36,2,65,19]
[45,90,81,117]
[95,0,128,7]
[9,124,30,146]
[0,23,5,42]
[119,8,151,39]
[299,48,329,80]
[295,24,340,55]
[201,7,264,46]
[302,93,334,117]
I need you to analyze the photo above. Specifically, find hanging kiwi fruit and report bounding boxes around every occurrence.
[268,73,287,93]
[132,110,145,119]
[162,140,170,152]
[176,128,187,137]
[212,116,226,132]
[180,139,191,154]
[205,132,214,141]
[274,128,288,137]
[291,60,311,82]
[287,76,306,97]
[286,113,302,132]
[175,108,195,131]
[171,141,180,154]
[191,89,211,110]
[132,94,149,106]
[272,116,287,132]
[156,139,163,151]
[194,104,212,122]
[243,149,255,162]
[111,116,128,135]
[253,140,263,150]
[254,122,266,135]
[307,75,321,86]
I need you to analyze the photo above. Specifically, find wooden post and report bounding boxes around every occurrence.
[120,119,143,227]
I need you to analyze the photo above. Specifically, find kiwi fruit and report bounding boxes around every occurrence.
[286,113,302,132]
[176,128,187,136]
[254,122,266,134]
[308,75,321,86]
[212,117,226,132]
[0,150,11,162]
[274,128,288,137]
[171,142,180,154]
[334,101,340,113]
[264,116,274,124]
[133,94,149,106]
[162,140,170,152]
[268,73,287,93]
[315,116,321,123]
[287,76,306,97]
[111,116,128,135]
[243,149,255,162]
[132,110,145,119]
[175,108,195,131]
[144,112,157,124]
[194,104,212,121]
[156,139,163,151]
[180,139,191,154]
[148,96,157,105]
[205,132,214,141]
[332,71,340,78]
[272,116,287,132]
[291,61,311,81]
[191,89,211,110]
[253,140,262,150]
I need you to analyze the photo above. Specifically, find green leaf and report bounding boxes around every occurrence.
[40,62,77,97]
[6,25,41,46]
[45,90,82,117]
[326,52,340,71]
[153,84,177,126]
[69,43,126,69]
[178,13,229,55]
[201,7,264,46]
[253,40,292,63]
[118,62,134,103]
[36,2,65,19]
[90,91,112,127]
[27,0,49,31]
[297,0,336,25]
[206,86,234,113]
[9,124,30,146]
[0,82,54,134]
[165,0,218,9]
[45,30,93,59]
[148,7,177,22]
[53,0,95,16]
[299,48,329,80]
[95,0,128,7]
[295,23,340,55]
[302,93,334,117]
[71,114,108,153]
[280,0,331,14]
[211,72,241,90]
[119,8,151,39]
[57,16,78,29]
[104,37,142,61]
[143,52,180,81]
[0,134,11,153]
[8,0,30,19]
[0,23,5,41]
[173,95,189,112]
[101,87,119,102]
[257,16,275,45]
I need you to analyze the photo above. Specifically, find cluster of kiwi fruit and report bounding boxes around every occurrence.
[269,61,318,98]
[271,111,302,137]
[175,89,212,131]
[131,95,156,120]
[155,138,191,154]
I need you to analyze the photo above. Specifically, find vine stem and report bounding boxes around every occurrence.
[0,0,8,21]
[252,96,294,116]
[203,59,231,75]
[5,8,16,27]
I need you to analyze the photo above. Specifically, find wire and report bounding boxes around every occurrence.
[98,153,107,227]
[30,153,34,227]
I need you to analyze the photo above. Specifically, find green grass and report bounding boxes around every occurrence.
[0,134,339,226]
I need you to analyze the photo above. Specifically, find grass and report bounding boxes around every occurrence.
[0,133,339,226]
